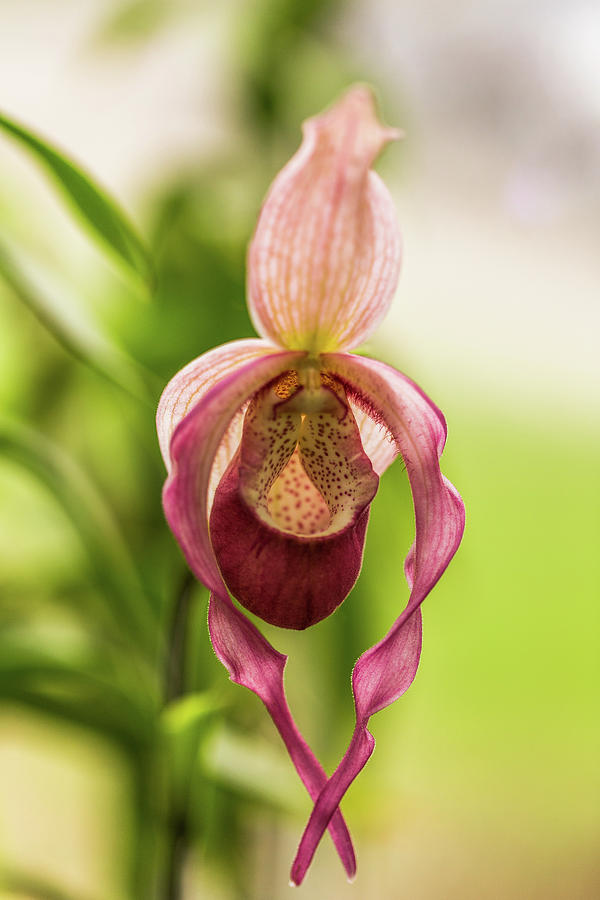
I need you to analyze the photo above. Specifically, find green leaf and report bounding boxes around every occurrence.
[93,0,176,44]
[0,110,153,287]
[200,722,303,813]
[0,417,159,657]
[0,238,157,404]
[161,692,222,810]
[0,630,157,748]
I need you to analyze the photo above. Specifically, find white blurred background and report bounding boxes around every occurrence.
[1,0,598,422]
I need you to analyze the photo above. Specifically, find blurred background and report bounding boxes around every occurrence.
[0,0,598,898]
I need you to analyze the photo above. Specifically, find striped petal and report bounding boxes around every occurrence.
[350,401,399,475]
[163,350,304,593]
[157,338,279,473]
[247,86,402,354]
[290,352,465,884]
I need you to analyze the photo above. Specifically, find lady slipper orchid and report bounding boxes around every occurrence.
[157,86,465,884]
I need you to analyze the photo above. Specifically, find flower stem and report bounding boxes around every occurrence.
[163,816,187,900]
[165,571,194,704]
[163,571,195,900]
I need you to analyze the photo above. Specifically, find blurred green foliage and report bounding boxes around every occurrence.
[0,112,153,289]
[0,1,598,899]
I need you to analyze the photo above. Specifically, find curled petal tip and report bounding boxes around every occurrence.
[304,84,400,154]
[388,125,405,141]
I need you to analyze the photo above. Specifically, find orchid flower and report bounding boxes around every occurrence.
[157,86,465,884]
